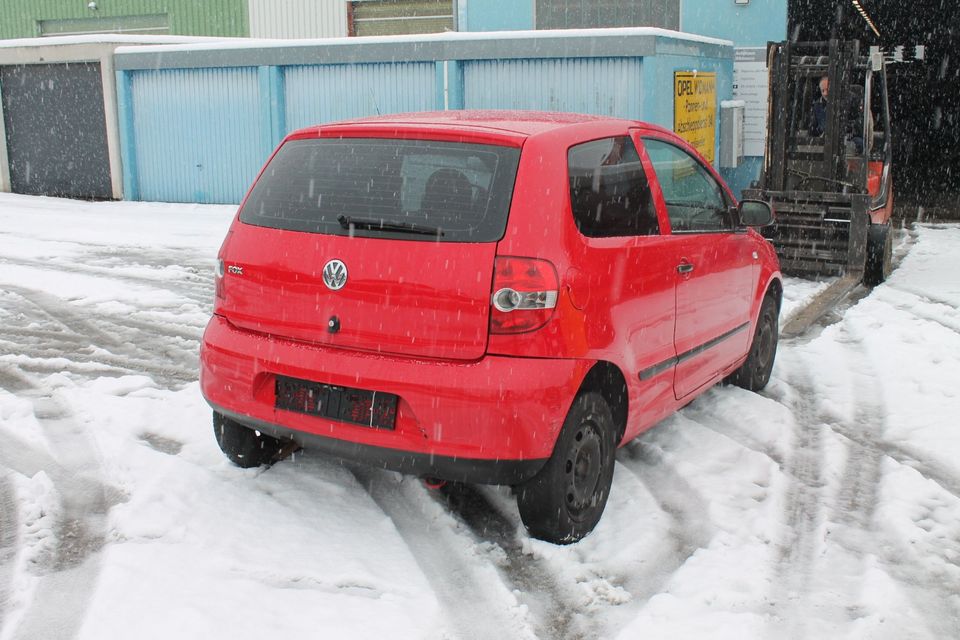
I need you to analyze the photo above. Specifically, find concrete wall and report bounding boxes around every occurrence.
[459,0,535,32]
[681,0,787,47]
[681,0,787,194]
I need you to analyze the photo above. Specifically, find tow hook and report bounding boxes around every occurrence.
[422,477,447,490]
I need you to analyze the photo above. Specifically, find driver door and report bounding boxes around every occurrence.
[639,136,756,400]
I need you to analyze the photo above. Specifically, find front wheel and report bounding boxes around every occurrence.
[213,412,289,468]
[728,295,779,391]
[864,222,893,287]
[516,392,617,544]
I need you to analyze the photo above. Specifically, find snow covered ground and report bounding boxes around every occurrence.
[0,192,957,639]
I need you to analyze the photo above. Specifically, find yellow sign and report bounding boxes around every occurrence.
[674,71,717,163]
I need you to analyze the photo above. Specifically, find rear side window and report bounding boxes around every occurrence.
[239,138,521,242]
[568,136,659,237]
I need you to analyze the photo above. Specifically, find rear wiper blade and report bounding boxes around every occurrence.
[338,215,444,236]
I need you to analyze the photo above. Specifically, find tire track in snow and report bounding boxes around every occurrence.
[432,482,597,640]
[1,286,198,388]
[767,330,958,637]
[809,338,890,636]
[442,448,717,640]
[761,354,829,639]
[683,394,786,468]
[358,431,718,640]
[350,467,539,640]
[830,328,960,636]
[618,440,714,583]
[0,253,213,307]
[0,366,122,640]
[0,473,19,632]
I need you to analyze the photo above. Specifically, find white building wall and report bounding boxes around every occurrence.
[248,0,348,38]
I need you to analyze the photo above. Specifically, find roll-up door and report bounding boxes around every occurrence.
[350,0,453,36]
[1,62,111,199]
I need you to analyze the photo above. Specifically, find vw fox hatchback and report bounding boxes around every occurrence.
[200,111,782,544]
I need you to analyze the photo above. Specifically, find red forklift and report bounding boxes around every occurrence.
[744,39,894,287]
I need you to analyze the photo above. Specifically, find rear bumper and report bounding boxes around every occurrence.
[200,315,590,484]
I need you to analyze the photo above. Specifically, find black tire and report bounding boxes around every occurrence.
[213,411,287,468]
[516,392,617,544]
[864,222,892,287]
[729,295,779,391]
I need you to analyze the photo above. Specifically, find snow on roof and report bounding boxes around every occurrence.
[113,27,733,56]
[0,34,226,49]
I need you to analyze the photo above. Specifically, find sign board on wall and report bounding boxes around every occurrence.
[673,71,717,163]
[732,48,769,157]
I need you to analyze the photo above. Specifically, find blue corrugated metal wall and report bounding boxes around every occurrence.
[115,31,733,203]
[463,58,642,117]
[284,62,437,131]
[129,67,264,203]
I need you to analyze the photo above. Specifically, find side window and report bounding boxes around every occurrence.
[568,136,659,237]
[642,138,732,233]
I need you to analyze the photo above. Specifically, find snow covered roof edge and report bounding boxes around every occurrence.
[113,27,733,57]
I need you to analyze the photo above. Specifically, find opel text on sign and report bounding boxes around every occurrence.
[674,71,717,163]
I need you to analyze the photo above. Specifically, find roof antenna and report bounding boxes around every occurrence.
[369,87,381,116]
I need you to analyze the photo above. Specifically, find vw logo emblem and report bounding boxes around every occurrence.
[322,259,348,291]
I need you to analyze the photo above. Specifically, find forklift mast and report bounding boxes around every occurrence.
[746,39,893,279]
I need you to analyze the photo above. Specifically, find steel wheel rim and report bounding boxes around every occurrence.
[755,310,775,373]
[564,421,604,518]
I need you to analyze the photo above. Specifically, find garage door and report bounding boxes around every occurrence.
[1,62,112,199]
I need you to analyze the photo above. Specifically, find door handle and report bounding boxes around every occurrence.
[677,262,695,274]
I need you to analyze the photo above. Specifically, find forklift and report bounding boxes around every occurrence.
[744,39,894,287]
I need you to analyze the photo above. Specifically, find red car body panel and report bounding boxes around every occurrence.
[200,110,782,483]
[220,226,498,361]
[202,314,589,462]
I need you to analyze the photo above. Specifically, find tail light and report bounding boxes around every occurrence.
[214,231,233,311]
[490,256,559,334]
[214,258,225,303]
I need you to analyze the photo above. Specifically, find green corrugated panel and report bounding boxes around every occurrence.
[0,0,249,40]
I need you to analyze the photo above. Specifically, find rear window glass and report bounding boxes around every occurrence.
[239,138,521,242]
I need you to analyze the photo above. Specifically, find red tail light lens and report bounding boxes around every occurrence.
[214,258,225,304]
[490,256,559,334]
[214,231,233,311]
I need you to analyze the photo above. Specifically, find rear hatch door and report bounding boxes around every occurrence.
[219,135,522,361]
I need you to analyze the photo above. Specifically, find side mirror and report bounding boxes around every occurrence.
[738,200,774,227]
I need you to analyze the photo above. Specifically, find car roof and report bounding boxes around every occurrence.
[294,109,648,138]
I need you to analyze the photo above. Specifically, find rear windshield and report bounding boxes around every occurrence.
[239,138,521,242]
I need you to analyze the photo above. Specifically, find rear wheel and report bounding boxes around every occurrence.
[516,392,616,544]
[213,411,288,468]
[864,222,892,287]
[729,295,779,391]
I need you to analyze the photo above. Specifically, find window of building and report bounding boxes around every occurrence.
[349,0,454,36]
[642,138,733,233]
[535,0,679,30]
[38,14,170,36]
[568,136,659,237]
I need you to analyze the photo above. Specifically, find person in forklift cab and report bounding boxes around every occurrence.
[808,75,829,137]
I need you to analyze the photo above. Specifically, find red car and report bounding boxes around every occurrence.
[200,111,781,544]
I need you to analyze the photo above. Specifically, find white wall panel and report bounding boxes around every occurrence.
[248,0,348,38]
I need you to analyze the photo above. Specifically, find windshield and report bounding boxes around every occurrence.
[239,137,521,242]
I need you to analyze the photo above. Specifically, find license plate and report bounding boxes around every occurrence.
[275,375,398,430]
